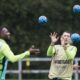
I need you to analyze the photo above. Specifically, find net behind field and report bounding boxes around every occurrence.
[5,58,80,80]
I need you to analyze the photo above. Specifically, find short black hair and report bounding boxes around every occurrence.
[60,30,71,36]
[0,25,8,33]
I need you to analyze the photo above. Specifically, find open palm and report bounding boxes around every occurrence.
[50,32,59,43]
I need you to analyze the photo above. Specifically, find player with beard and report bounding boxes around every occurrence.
[0,27,40,78]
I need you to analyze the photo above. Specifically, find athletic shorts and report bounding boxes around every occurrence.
[49,77,72,80]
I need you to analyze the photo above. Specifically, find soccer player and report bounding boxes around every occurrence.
[47,31,77,80]
[0,27,40,78]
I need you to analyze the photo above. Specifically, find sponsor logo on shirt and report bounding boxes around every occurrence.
[54,60,72,64]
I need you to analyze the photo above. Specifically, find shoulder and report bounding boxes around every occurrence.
[0,39,8,48]
[69,45,77,51]
[70,45,77,48]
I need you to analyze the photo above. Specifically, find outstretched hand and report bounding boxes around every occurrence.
[50,32,59,44]
[29,45,40,55]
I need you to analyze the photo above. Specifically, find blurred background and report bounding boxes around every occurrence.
[0,0,80,80]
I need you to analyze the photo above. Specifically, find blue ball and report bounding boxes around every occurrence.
[38,16,48,24]
[71,33,80,42]
[73,5,80,13]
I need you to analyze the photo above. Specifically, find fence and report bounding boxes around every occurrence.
[6,57,80,80]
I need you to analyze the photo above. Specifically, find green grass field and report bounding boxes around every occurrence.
[6,79,49,80]
[6,79,74,80]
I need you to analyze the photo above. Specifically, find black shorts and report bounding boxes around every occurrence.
[50,78,62,80]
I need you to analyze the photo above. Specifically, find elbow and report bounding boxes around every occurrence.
[47,53,52,56]
[9,59,16,63]
[68,56,75,60]
[8,57,17,63]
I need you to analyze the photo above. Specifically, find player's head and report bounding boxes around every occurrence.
[60,31,71,45]
[0,27,10,39]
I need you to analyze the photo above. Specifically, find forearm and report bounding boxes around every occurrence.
[3,50,30,63]
[65,47,77,60]
[9,51,30,63]
[47,45,55,56]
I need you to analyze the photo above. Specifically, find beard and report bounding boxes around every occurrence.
[4,36,13,46]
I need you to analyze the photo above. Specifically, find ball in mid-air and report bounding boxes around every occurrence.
[38,16,48,24]
[73,5,80,13]
[71,33,80,42]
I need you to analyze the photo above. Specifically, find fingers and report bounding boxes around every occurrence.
[29,45,40,55]
[53,32,57,37]
[35,51,40,54]
[49,32,58,38]
[34,49,40,53]
[31,48,39,50]
[29,48,40,54]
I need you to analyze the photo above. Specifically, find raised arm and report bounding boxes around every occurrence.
[47,45,55,56]
[47,32,59,56]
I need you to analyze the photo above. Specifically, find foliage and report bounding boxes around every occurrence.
[0,0,80,56]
